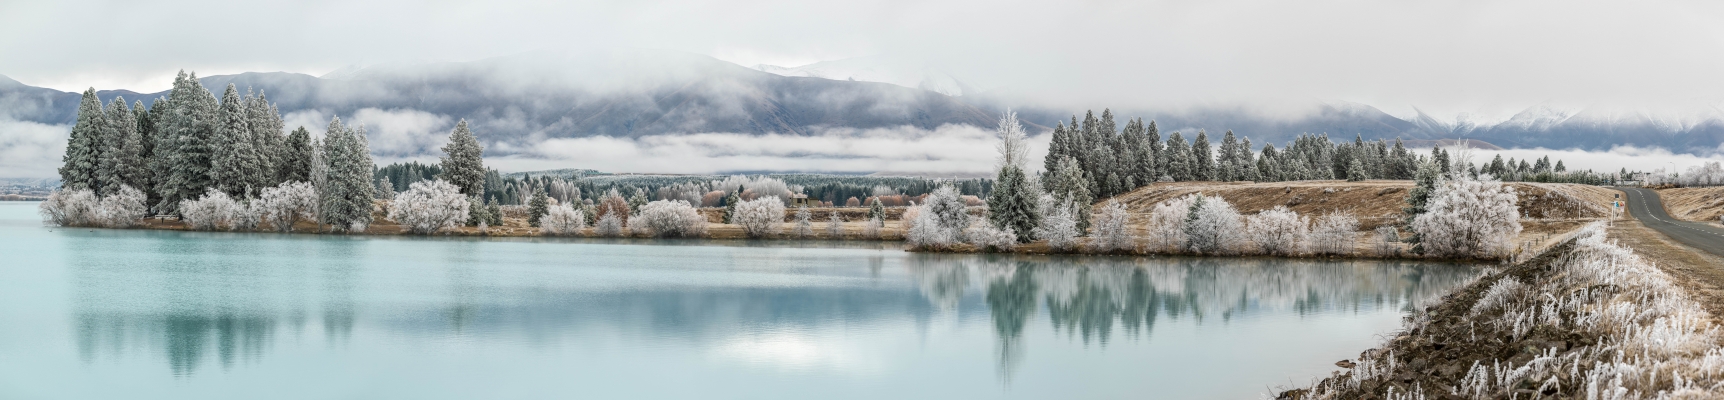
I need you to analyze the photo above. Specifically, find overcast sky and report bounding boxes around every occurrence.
[5,0,1724,119]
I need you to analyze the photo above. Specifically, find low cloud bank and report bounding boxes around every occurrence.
[1449,146,1724,175]
[0,119,69,178]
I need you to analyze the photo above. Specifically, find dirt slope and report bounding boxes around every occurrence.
[1655,186,1724,223]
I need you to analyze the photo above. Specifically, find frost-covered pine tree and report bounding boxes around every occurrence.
[868,197,886,221]
[318,118,374,232]
[59,88,105,192]
[1086,200,1134,252]
[440,120,486,196]
[374,176,395,200]
[1346,159,1368,182]
[1191,130,1214,181]
[152,71,221,214]
[527,187,550,227]
[1411,176,1522,259]
[486,197,503,226]
[734,196,786,238]
[1163,132,1191,181]
[122,100,154,200]
[1045,156,1092,233]
[466,196,489,226]
[211,84,265,197]
[988,111,1041,243]
[1403,160,1446,252]
[1245,206,1307,256]
[792,205,814,238]
[388,179,470,234]
[97,98,137,196]
[722,191,740,223]
[247,91,285,186]
[280,127,313,183]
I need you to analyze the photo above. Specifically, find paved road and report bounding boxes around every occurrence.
[1617,187,1724,258]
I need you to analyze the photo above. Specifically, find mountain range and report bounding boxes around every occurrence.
[3,48,1722,156]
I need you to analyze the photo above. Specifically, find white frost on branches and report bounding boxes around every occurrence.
[1310,211,1359,256]
[1412,176,1523,258]
[1183,194,1243,255]
[180,188,237,231]
[595,213,626,237]
[1246,206,1308,256]
[636,200,707,238]
[906,205,955,250]
[39,188,99,227]
[96,185,148,228]
[540,204,586,236]
[1032,197,1080,252]
[792,206,814,239]
[907,186,971,249]
[1087,200,1135,252]
[826,211,842,238]
[1143,194,1198,253]
[967,220,1018,252]
[734,196,785,238]
[862,216,883,239]
[387,179,470,234]
[259,182,318,232]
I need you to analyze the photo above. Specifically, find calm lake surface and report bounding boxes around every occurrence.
[0,201,1476,399]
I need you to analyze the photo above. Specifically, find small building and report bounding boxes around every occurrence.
[789,193,814,207]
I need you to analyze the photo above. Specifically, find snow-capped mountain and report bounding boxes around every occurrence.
[753,55,976,97]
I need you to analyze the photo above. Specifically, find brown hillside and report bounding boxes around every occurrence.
[1106,180,1617,231]
[1657,187,1724,223]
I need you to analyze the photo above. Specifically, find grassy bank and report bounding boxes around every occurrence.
[1278,223,1724,399]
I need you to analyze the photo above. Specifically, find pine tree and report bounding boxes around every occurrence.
[247,90,284,187]
[211,84,262,197]
[96,97,135,196]
[989,165,1039,242]
[868,197,885,221]
[1403,160,1444,252]
[1191,130,1214,181]
[440,120,486,196]
[281,127,313,183]
[59,88,105,191]
[1047,156,1093,233]
[1347,159,1368,182]
[1139,119,1162,184]
[528,187,549,227]
[1044,122,1069,175]
[152,71,221,213]
[1237,137,1259,181]
[1164,132,1191,181]
[1217,130,1239,181]
[318,117,374,231]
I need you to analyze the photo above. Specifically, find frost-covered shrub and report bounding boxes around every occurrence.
[1246,206,1307,256]
[595,189,631,226]
[1143,194,1198,253]
[826,212,842,238]
[259,182,318,233]
[595,213,625,237]
[39,188,99,227]
[734,196,785,238]
[967,221,1018,252]
[387,179,470,235]
[862,216,883,239]
[1183,194,1243,255]
[1309,211,1359,256]
[923,186,972,242]
[1032,200,1080,251]
[1372,226,1401,257]
[180,189,237,231]
[636,200,706,238]
[540,204,586,235]
[96,185,148,228]
[905,205,956,250]
[229,200,264,231]
[1087,200,1135,252]
[792,206,814,239]
[1411,176,1522,258]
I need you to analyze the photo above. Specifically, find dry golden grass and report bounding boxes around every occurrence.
[1655,186,1724,222]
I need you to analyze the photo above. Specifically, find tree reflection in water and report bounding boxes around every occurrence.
[907,254,1474,381]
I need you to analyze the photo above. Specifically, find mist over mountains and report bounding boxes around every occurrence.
[1,48,1721,178]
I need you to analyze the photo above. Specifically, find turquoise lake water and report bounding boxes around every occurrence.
[0,201,1475,399]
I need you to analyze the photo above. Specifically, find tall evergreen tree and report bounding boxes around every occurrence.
[153,71,221,213]
[1164,132,1192,181]
[59,88,105,191]
[125,100,154,200]
[1044,122,1069,175]
[1191,130,1214,181]
[211,84,264,197]
[281,127,313,183]
[1216,130,1239,181]
[1237,137,1258,181]
[441,119,486,196]
[1046,156,1093,233]
[96,98,134,195]
[246,90,284,187]
[1143,120,1163,181]
[318,118,375,231]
